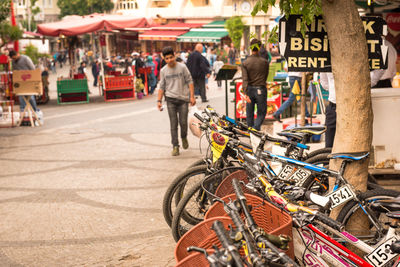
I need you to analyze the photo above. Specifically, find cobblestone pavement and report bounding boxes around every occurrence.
[0,65,233,266]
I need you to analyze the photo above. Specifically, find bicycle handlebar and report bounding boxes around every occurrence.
[211,220,244,267]
[232,178,299,267]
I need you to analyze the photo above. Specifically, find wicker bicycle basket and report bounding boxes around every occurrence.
[174,216,234,262]
[204,193,294,259]
[174,250,213,267]
[214,170,252,198]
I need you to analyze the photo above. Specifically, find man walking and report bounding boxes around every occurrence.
[241,39,269,130]
[186,43,211,103]
[157,47,196,156]
[91,60,100,87]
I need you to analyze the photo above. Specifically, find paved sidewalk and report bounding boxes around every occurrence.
[0,65,233,267]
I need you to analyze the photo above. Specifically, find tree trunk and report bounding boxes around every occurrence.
[321,0,372,191]
[321,0,373,240]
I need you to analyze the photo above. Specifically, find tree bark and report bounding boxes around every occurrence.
[321,0,372,195]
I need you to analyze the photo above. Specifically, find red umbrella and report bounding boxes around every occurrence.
[37,13,151,36]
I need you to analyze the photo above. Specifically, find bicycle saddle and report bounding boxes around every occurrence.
[370,196,400,213]
[284,125,326,135]
[277,132,304,142]
[327,152,370,161]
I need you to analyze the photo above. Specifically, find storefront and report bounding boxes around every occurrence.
[137,22,204,53]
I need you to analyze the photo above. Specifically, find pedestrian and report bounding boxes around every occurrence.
[228,43,237,65]
[320,72,336,148]
[78,61,91,94]
[57,52,63,68]
[135,51,145,82]
[145,56,157,95]
[241,38,269,131]
[156,46,196,156]
[240,45,248,64]
[371,39,397,88]
[186,43,211,103]
[91,60,100,87]
[273,72,312,122]
[213,56,224,90]
[8,50,42,120]
[50,58,56,73]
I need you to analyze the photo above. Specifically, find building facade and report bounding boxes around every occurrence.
[113,0,280,50]
[14,0,60,27]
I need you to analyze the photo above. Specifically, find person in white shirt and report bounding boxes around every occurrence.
[213,56,224,90]
[320,72,336,148]
[370,40,397,88]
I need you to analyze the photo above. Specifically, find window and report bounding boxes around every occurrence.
[151,0,171,8]
[117,0,139,10]
[18,0,26,7]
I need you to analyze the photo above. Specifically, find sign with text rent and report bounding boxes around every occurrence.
[279,15,388,72]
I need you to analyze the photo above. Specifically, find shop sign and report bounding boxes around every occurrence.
[279,15,388,72]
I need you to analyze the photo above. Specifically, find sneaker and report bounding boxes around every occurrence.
[182,138,189,149]
[273,113,281,123]
[202,99,209,103]
[172,146,180,156]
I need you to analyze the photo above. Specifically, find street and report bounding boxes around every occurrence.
[0,65,232,266]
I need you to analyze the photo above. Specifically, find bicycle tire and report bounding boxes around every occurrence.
[162,165,209,227]
[171,179,209,242]
[171,167,244,242]
[305,147,332,160]
[336,188,400,245]
[187,158,207,169]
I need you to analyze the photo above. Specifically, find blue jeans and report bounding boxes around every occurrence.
[246,86,267,130]
[274,76,310,117]
[166,99,189,147]
[19,95,38,112]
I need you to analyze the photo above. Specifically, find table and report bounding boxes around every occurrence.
[17,95,42,127]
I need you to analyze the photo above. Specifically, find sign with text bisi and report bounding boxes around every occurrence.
[279,15,388,72]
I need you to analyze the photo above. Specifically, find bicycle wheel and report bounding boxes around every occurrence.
[305,147,332,160]
[336,188,400,245]
[162,165,209,227]
[171,167,244,242]
[171,179,212,242]
[187,158,207,169]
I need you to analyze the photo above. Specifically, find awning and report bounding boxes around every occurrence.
[202,20,226,28]
[37,13,150,37]
[139,30,188,41]
[177,29,228,43]
[150,22,203,30]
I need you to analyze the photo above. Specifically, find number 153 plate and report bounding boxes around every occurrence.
[365,237,398,267]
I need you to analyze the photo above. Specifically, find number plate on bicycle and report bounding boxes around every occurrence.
[288,168,312,184]
[365,237,398,267]
[278,165,295,180]
[326,185,355,209]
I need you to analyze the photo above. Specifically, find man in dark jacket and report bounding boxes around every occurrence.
[242,39,269,130]
[91,60,100,87]
[186,43,211,103]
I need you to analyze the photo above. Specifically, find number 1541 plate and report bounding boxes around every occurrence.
[326,185,355,209]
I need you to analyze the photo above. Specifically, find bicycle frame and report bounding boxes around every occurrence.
[293,222,399,267]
